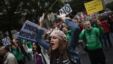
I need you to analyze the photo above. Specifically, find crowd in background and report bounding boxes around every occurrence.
[0,9,113,64]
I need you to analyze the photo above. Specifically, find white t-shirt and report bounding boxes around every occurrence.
[4,52,18,64]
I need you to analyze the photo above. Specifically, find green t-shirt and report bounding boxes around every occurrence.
[21,39,32,49]
[27,41,32,48]
[92,23,103,34]
[11,46,24,61]
[79,27,102,50]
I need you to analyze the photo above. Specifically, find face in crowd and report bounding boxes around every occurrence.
[50,34,59,50]
[83,21,92,30]
[50,30,67,51]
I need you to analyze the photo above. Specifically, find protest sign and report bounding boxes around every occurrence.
[18,20,38,42]
[84,0,104,15]
[18,20,49,49]
[59,4,72,15]
[19,20,45,42]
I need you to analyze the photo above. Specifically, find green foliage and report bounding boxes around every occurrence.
[69,0,84,14]
[0,0,85,31]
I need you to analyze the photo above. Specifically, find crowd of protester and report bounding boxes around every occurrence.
[0,10,113,64]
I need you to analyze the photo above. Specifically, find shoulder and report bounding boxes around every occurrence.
[5,52,18,64]
[93,27,99,31]
[7,52,16,60]
[92,27,100,34]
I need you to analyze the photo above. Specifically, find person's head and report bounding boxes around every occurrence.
[83,21,92,30]
[53,18,63,29]
[0,46,9,56]
[12,38,18,47]
[49,29,67,51]
[62,23,69,33]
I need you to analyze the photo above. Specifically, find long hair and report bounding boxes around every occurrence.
[48,36,69,60]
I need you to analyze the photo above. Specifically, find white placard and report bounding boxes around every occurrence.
[59,4,72,15]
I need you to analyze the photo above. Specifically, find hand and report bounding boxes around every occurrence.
[58,14,66,21]
[39,13,45,26]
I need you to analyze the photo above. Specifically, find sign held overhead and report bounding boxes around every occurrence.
[84,0,104,15]
[59,4,72,15]
[18,20,45,42]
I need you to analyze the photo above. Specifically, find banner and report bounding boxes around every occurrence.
[59,4,72,15]
[84,0,104,15]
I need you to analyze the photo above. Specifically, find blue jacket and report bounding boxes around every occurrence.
[64,19,81,64]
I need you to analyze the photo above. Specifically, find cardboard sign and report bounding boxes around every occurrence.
[59,4,72,15]
[18,20,50,49]
[84,0,104,15]
[18,20,45,42]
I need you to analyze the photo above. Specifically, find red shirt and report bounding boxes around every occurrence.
[79,24,83,32]
[100,20,110,33]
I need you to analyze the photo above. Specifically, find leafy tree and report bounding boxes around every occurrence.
[0,0,85,39]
